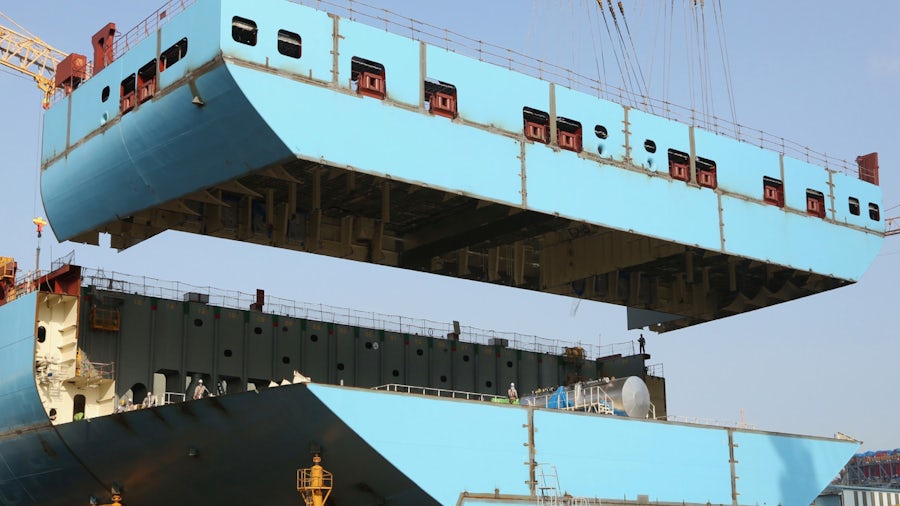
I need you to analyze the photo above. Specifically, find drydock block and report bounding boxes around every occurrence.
[40,0,884,330]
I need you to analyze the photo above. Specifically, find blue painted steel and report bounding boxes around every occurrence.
[425,45,551,132]
[733,431,858,506]
[311,383,858,505]
[39,0,884,284]
[0,293,44,433]
[310,384,531,504]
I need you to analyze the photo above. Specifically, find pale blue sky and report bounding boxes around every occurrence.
[0,1,897,452]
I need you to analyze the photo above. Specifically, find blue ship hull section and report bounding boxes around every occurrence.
[0,293,44,433]
[39,0,883,284]
[42,61,292,242]
[310,384,858,505]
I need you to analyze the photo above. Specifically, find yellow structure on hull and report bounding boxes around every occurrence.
[297,454,333,506]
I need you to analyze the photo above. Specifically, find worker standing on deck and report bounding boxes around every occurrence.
[142,391,156,408]
[638,334,646,354]
[193,380,210,400]
[508,382,518,403]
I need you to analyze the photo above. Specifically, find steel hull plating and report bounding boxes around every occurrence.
[0,291,858,506]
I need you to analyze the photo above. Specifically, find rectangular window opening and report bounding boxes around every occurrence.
[523,107,550,144]
[232,16,258,46]
[160,38,188,72]
[848,197,860,216]
[763,176,784,207]
[557,117,583,153]
[277,29,301,59]
[668,149,690,182]
[696,156,717,189]
[869,203,880,221]
[424,78,457,119]
[120,73,136,114]
[137,59,157,103]
[805,189,826,218]
[351,56,386,99]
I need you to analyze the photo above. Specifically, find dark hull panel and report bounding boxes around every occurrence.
[1,384,437,506]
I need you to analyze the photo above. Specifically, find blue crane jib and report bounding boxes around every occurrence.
[39,0,884,331]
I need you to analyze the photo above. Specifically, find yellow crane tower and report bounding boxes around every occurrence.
[0,12,75,109]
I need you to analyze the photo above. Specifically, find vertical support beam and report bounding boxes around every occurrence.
[345,172,356,195]
[273,202,289,246]
[457,248,469,276]
[240,196,253,240]
[265,189,275,228]
[623,106,632,164]
[728,257,737,292]
[371,221,385,262]
[288,182,297,218]
[526,407,537,497]
[312,166,322,211]
[487,247,500,282]
[688,125,698,185]
[340,216,353,257]
[728,429,740,506]
[381,182,391,223]
[519,140,528,206]
[418,42,427,110]
[513,242,525,286]
[308,211,321,253]
[329,14,340,86]
[628,271,642,306]
[685,251,694,284]
[548,83,558,147]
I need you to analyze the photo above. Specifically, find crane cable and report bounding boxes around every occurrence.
[615,1,652,110]
[713,0,739,132]
[584,0,607,92]
[606,0,643,105]
[596,0,633,104]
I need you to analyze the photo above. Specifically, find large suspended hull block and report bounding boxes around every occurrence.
[40,0,884,330]
[0,278,859,506]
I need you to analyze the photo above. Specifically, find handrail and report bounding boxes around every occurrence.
[374,383,506,403]
[105,0,862,177]
[292,0,863,177]
[6,261,643,362]
[76,266,638,362]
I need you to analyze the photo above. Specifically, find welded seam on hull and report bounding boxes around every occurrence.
[41,55,227,169]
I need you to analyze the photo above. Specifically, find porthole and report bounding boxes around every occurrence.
[336,363,345,371]
[462,355,470,362]
[440,375,447,383]
[644,139,657,153]
[594,124,608,139]
[232,16,258,46]
[37,326,46,343]
[253,326,262,335]
[416,348,424,356]
[282,356,290,364]
[310,334,319,342]
[277,29,302,59]
[392,369,400,377]
[224,349,233,357]
[485,380,493,388]
[506,361,513,368]
[101,86,110,102]
[848,197,860,216]
[193,318,203,327]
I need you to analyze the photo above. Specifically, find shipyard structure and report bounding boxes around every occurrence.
[0,0,889,504]
[39,0,884,333]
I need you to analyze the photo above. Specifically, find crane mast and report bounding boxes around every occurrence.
[0,13,70,109]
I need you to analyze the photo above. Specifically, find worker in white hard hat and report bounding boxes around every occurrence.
[507,382,518,403]
[193,379,210,400]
